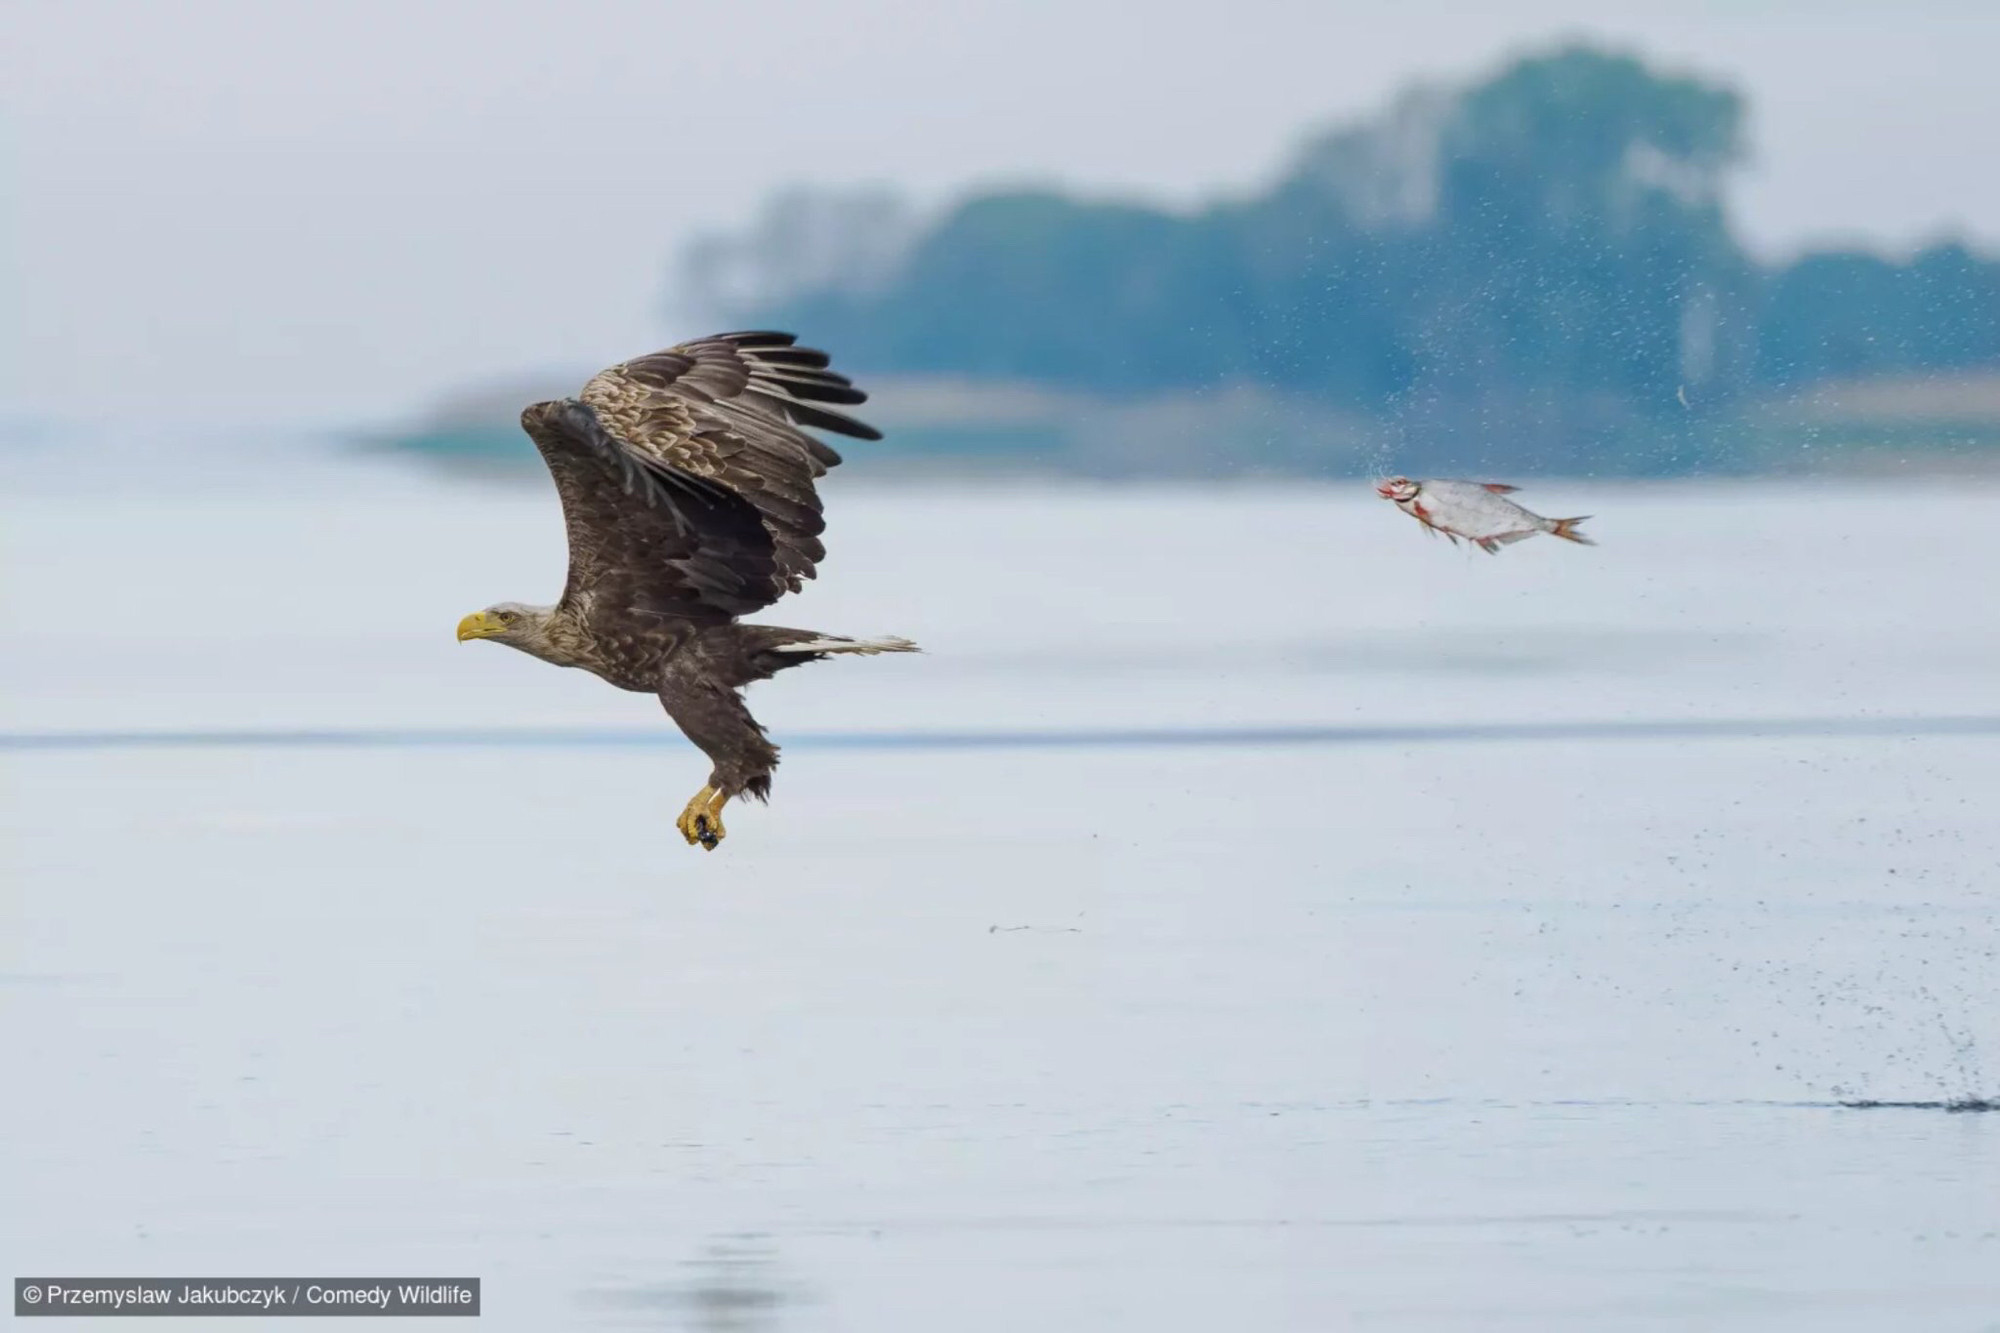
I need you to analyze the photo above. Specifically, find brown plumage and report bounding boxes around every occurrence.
[456,331,918,850]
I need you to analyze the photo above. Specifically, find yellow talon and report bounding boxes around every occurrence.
[674,786,731,851]
[699,788,729,850]
[676,786,715,847]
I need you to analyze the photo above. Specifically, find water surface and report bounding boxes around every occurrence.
[4,468,1997,1329]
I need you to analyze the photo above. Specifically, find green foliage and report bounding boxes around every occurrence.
[698,44,2000,473]
[1758,243,2000,385]
[783,192,1249,387]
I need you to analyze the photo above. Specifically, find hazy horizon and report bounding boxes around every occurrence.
[6,0,1999,428]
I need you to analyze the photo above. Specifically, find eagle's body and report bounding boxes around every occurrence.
[457,332,917,850]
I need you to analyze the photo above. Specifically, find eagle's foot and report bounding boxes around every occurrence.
[675,786,729,851]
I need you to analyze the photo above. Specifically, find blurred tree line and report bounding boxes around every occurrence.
[682,46,2000,473]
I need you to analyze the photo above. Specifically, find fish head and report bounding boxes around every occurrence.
[1375,476,1420,502]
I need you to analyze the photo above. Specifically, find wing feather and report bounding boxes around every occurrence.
[574,331,882,599]
[520,400,783,630]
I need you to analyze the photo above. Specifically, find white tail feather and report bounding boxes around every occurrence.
[773,635,921,655]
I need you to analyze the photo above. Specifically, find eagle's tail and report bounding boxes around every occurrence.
[770,634,921,656]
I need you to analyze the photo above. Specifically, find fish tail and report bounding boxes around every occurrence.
[1547,516,1595,546]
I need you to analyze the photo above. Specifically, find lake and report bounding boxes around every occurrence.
[4,453,1998,1329]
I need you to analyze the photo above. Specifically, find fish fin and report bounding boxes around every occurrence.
[1492,530,1537,547]
[1482,483,1520,494]
[1548,516,1595,546]
[1476,537,1501,555]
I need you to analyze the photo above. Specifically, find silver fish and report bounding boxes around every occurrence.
[1375,477,1593,555]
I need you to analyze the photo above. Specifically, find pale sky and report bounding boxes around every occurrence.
[3,0,1996,426]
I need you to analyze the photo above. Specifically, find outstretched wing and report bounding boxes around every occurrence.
[522,401,779,627]
[581,331,878,597]
[520,332,880,630]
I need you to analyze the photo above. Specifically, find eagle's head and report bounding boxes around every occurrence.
[1375,476,1420,502]
[456,602,554,652]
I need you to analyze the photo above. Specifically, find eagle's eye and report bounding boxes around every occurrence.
[497,610,517,625]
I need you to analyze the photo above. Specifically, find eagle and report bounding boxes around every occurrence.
[455,331,918,851]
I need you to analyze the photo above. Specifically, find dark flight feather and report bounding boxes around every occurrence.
[753,347,834,370]
[519,332,883,650]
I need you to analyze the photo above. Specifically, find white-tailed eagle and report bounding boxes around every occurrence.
[455,331,916,850]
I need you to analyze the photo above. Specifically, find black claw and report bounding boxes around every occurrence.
[695,815,718,850]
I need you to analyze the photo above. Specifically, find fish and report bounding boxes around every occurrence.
[1374,477,1594,555]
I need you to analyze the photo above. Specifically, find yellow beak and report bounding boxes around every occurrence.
[456,612,501,642]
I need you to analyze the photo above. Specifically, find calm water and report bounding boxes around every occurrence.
[4,458,1998,1329]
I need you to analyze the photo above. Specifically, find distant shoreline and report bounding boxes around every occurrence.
[364,368,2000,483]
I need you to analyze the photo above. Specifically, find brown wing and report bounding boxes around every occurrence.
[518,332,879,629]
[522,400,779,628]
[579,330,880,597]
